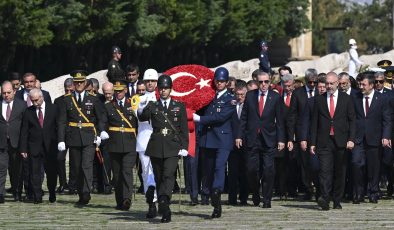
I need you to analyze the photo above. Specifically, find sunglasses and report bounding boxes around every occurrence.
[258,80,270,84]
[375,80,384,84]
[308,81,318,85]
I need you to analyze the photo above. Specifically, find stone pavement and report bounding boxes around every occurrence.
[1,189,394,229]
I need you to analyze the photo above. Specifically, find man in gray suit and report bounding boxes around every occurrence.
[0,81,26,203]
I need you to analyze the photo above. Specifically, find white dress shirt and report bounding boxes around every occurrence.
[258,90,268,105]
[305,86,315,98]
[327,90,338,114]
[160,98,171,109]
[216,89,227,99]
[36,101,46,119]
[363,89,374,115]
[116,97,126,107]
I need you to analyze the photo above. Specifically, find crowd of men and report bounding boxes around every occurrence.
[2,44,394,223]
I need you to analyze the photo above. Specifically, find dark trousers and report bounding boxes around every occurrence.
[30,151,57,199]
[247,134,276,203]
[110,151,136,206]
[57,150,67,187]
[287,146,300,195]
[58,148,77,190]
[69,145,95,194]
[317,137,347,203]
[151,156,178,200]
[352,141,380,198]
[274,154,287,196]
[185,149,199,199]
[93,145,112,192]
[0,148,9,196]
[297,142,313,194]
[201,148,230,195]
[228,146,248,203]
[6,141,18,194]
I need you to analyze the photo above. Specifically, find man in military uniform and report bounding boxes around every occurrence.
[101,80,138,210]
[107,46,124,82]
[258,40,273,75]
[138,75,189,223]
[57,70,106,205]
[193,67,236,218]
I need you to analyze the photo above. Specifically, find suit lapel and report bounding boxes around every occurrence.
[261,91,272,118]
[8,100,20,122]
[253,90,260,117]
[0,102,4,122]
[333,92,343,118]
[322,93,330,117]
[367,93,378,115]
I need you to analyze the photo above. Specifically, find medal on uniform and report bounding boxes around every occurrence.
[87,110,90,114]
[217,108,221,112]
[174,117,178,121]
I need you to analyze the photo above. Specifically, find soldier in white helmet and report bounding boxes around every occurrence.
[131,69,159,218]
[348,38,363,78]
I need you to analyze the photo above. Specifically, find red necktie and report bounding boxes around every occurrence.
[6,103,11,121]
[259,93,265,117]
[285,92,291,107]
[365,96,369,116]
[329,94,335,135]
[38,107,44,128]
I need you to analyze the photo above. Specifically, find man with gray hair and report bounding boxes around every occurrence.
[54,78,75,194]
[102,82,114,103]
[0,81,26,203]
[20,88,58,204]
[287,68,318,200]
[338,72,358,96]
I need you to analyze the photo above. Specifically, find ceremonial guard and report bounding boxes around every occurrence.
[138,75,189,223]
[107,46,124,81]
[193,67,236,218]
[57,70,106,205]
[258,40,273,75]
[102,80,138,210]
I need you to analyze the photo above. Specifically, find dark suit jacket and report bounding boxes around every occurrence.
[300,96,315,142]
[20,103,58,156]
[238,89,285,148]
[15,89,52,105]
[353,91,391,146]
[0,98,26,149]
[287,86,317,142]
[310,91,356,148]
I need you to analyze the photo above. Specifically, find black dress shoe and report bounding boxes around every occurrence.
[302,193,312,201]
[211,206,222,218]
[352,198,360,204]
[13,193,22,202]
[317,197,329,211]
[211,189,222,218]
[122,198,131,210]
[103,186,112,195]
[24,195,34,203]
[201,195,209,205]
[369,197,378,204]
[56,186,65,194]
[77,193,91,205]
[49,193,56,203]
[252,193,261,206]
[137,185,144,194]
[333,202,342,209]
[0,195,4,203]
[146,203,157,218]
[190,197,199,206]
[34,197,43,204]
[6,187,13,194]
[262,202,271,208]
[239,200,248,206]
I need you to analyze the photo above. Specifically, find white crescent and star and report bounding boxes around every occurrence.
[170,72,211,97]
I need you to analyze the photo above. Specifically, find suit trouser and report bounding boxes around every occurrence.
[0,147,9,196]
[247,135,276,203]
[110,151,136,206]
[93,144,112,192]
[185,149,199,199]
[6,140,18,194]
[317,136,347,203]
[297,142,313,194]
[30,151,57,199]
[274,154,287,196]
[352,141,380,198]
[228,147,248,203]
[201,148,230,195]
[57,148,77,190]
[151,156,178,200]
[69,145,95,194]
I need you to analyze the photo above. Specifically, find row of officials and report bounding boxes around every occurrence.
[1,62,394,223]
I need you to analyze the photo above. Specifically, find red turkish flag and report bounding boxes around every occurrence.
[163,65,215,156]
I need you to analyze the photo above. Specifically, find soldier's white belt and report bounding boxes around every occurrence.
[69,122,94,128]
[109,126,136,133]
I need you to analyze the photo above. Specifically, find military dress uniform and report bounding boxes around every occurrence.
[139,94,188,223]
[107,59,124,82]
[57,71,106,204]
[104,86,138,210]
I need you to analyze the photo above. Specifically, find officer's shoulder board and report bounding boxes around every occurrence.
[64,93,72,97]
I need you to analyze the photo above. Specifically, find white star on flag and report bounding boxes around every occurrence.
[196,78,211,89]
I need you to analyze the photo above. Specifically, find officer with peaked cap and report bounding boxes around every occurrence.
[377,60,392,69]
[102,79,138,210]
[57,70,106,205]
[193,67,236,218]
[107,46,125,81]
[258,40,273,75]
[138,74,189,223]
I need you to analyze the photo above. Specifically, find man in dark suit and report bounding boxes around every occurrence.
[287,68,318,200]
[235,70,285,208]
[339,72,358,97]
[351,72,391,204]
[310,72,356,210]
[125,64,140,98]
[193,67,236,217]
[139,75,189,223]
[57,70,106,205]
[20,89,58,204]
[228,85,248,205]
[103,80,138,210]
[0,81,26,203]
[53,78,76,194]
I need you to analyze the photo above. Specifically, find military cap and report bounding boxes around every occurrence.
[70,70,88,82]
[111,46,122,54]
[214,67,229,81]
[157,74,172,88]
[112,79,127,91]
[377,60,392,69]
[385,66,394,80]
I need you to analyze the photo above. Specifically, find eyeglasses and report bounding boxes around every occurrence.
[258,80,270,84]
[127,73,138,76]
[375,80,384,84]
[308,81,317,85]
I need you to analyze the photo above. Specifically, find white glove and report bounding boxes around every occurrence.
[139,96,148,105]
[178,149,188,157]
[100,131,109,140]
[193,113,200,122]
[58,142,66,151]
[94,136,101,146]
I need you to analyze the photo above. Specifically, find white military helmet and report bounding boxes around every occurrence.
[349,38,356,45]
[143,68,159,81]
